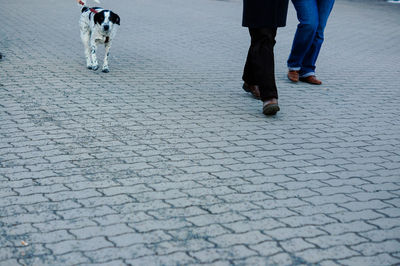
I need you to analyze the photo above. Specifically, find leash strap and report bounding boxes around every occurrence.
[77,0,99,13]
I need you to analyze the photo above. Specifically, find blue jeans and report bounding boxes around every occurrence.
[287,0,335,77]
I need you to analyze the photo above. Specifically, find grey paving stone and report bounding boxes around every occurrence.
[279,238,316,253]
[149,238,214,255]
[209,231,271,247]
[358,227,400,242]
[290,203,347,216]
[376,207,400,218]
[306,233,369,249]
[329,209,385,223]
[24,230,76,245]
[126,251,196,265]
[108,231,172,247]
[0,259,19,266]
[0,194,49,207]
[338,200,392,212]
[303,194,354,205]
[45,189,102,201]
[269,188,320,199]
[224,218,285,234]
[0,205,28,218]
[113,200,171,213]
[186,212,247,227]
[166,195,224,208]
[350,240,400,256]
[92,212,153,226]
[130,218,192,232]
[84,245,154,262]
[338,254,400,266]
[70,224,134,239]
[249,241,283,257]
[278,214,336,227]
[22,200,81,213]
[167,224,232,240]
[46,237,113,255]
[321,221,378,235]
[33,218,97,232]
[231,183,283,194]
[56,206,117,220]
[241,207,298,219]
[294,246,359,264]
[266,252,299,265]
[78,194,135,208]
[191,245,258,263]
[147,206,208,220]
[265,226,327,241]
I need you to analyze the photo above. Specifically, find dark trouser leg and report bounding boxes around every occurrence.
[242,27,278,101]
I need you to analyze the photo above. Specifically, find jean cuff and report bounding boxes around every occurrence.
[300,72,315,78]
[288,67,301,71]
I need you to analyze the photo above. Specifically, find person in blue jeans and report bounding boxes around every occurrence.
[287,0,335,85]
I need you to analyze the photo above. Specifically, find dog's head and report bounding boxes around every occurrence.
[94,10,120,33]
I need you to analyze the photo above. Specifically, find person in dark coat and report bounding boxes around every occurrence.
[242,0,289,115]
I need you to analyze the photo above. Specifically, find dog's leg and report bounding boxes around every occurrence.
[80,28,92,69]
[90,39,99,71]
[102,42,111,73]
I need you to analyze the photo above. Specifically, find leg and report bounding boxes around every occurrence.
[243,41,256,86]
[300,0,335,77]
[102,42,111,73]
[80,27,92,69]
[246,27,278,102]
[90,38,99,71]
[287,0,319,71]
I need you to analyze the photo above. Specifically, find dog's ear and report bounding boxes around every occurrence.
[93,11,105,25]
[110,12,120,25]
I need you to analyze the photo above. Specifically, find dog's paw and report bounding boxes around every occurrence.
[87,65,93,70]
[92,65,99,71]
[102,66,109,73]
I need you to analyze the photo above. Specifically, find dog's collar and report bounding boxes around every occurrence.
[89,7,99,14]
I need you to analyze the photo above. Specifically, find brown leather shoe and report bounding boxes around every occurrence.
[263,98,280,116]
[287,70,299,82]
[299,75,322,85]
[242,83,261,100]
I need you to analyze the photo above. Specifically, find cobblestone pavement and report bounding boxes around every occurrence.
[1,0,400,265]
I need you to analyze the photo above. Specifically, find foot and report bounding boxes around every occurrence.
[242,82,261,99]
[299,75,322,85]
[102,66,110,73]
[287,70,299,82]
[262,98,280,116]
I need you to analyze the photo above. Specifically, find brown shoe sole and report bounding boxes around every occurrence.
[299,77,322,85]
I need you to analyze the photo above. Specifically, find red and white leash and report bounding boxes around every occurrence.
[77,0,99,13]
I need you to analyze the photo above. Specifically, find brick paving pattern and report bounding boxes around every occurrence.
[1,0,400,265]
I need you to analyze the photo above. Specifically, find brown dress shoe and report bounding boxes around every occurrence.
[287,70,299,82]
[299,75,322,85]
[262,98,280,116]
[242,83,261,99]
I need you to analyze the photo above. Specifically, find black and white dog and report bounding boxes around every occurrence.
[79,0,120,72]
